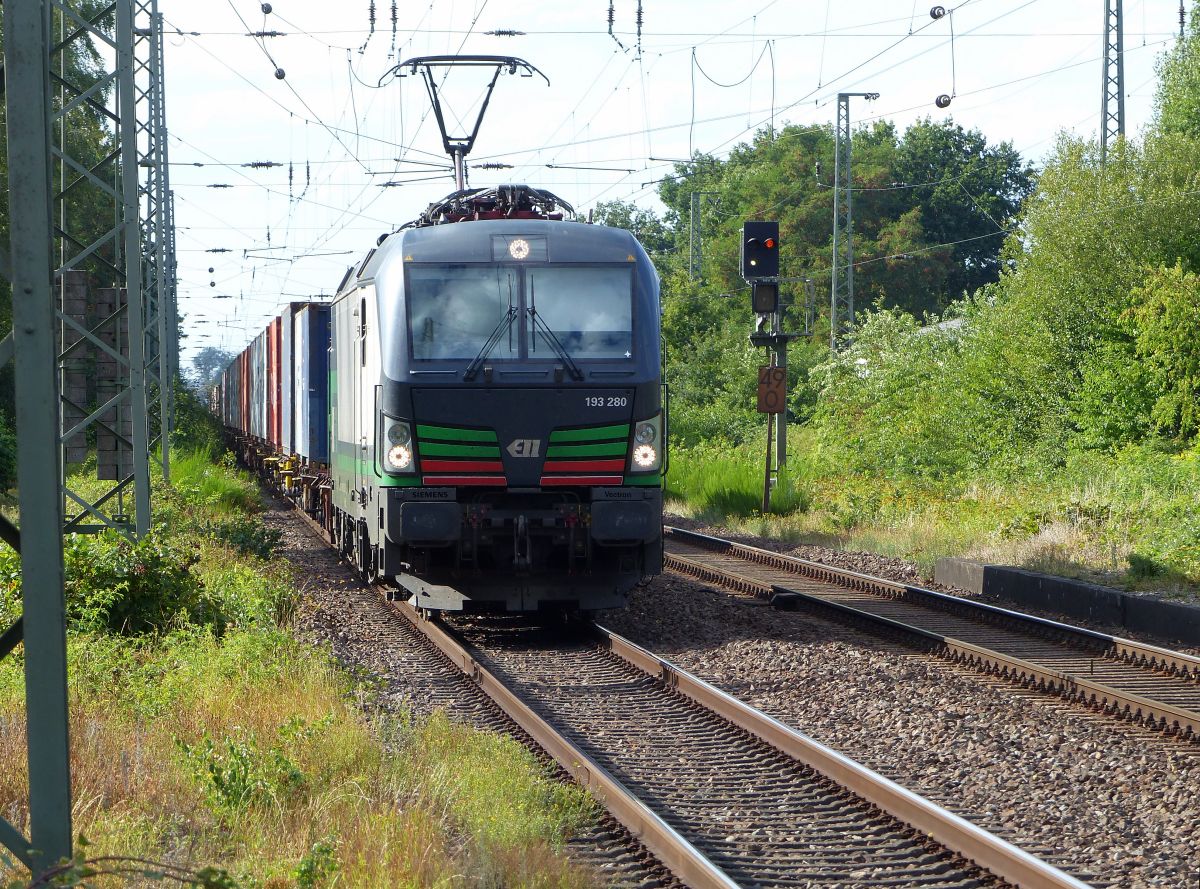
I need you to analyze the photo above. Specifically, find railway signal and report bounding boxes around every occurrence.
[740,220,779,281]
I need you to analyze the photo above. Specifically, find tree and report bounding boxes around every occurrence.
[1129,262,1200,439]
[649,119,1037,443]
[1155,5,1200,139]
[191,347,235,390]
[656,120,1034,320]
[893,119,1035,310]
[591,200,675,259]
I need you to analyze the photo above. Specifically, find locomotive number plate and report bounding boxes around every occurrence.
[584,395,629,408]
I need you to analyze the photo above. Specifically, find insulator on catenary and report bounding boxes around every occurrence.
[935,94,952,108]
[930,5,946,19]
[274,68,286,80]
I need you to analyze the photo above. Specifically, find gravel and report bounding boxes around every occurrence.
[263,498,1200,887]
[600,571,1200,889]
[665,513,1200,656]
[260,499,680,889]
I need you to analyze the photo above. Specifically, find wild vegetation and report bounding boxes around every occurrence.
[0,392,594,887]
[631,11,1200,592]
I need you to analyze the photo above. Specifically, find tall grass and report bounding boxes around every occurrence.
[666,446,810,518]
[1,412,596,886]
[667,429,1200,593]
[0,630,594,887]
[167,448,262,516]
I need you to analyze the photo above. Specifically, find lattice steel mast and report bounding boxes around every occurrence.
[0,0,175,873]
[138,0,177,482]
[1101,0,1125,161]
[830,91,878,348]
[1,0,73,872]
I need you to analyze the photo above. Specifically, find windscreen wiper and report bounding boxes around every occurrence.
[528,276,585,381]
[527,307,584,381]
[464,306,518,381]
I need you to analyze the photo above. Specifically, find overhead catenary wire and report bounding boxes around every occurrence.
[173,2,1174,361]
[163,21,448,162]
[574,26,1170,218]
[224,0,374,173]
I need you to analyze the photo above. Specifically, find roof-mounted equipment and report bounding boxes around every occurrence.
[385,55,549,191]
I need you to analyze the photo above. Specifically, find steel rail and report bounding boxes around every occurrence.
[392,601,740,889]
[284,501,736,889]
[284,500,1086,886]
[594,624,1090,889]
[667,526,1200,678]
[665,527,1200,738]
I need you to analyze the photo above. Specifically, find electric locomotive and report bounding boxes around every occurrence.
[327,185,664,612]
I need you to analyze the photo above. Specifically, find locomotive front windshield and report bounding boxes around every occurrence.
[407,263,633,362]
[526,267,632,360]
[408,265,519,361]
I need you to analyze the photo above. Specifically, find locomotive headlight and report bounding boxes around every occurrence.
[632,444,658,468]
[382,418,416,473]
[629,412,663,472]
[386,421,411,446]
[386,443,414,471]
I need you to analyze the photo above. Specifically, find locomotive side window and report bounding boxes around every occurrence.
[526,266,633,360]
[408,265,519,361]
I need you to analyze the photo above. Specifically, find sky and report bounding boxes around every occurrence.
[158,0,1191,370]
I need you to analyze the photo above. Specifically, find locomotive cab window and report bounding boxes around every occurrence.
[405,263,633,363]
[526,266,633,360]
[408,265,519,361]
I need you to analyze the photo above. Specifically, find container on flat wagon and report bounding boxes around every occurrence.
[266,318,280,449]
[249,332,264,441]
[293,302,330,463]
[236,350,247,435]
[280,305,298,456]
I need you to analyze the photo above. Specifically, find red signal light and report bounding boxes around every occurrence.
[763,237,777,249]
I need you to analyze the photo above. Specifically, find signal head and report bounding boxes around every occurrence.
[740,220,780,281]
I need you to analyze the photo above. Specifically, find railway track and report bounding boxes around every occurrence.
[287,501,1086,887]
[664,526,1200,742]
[405,609,1090,888]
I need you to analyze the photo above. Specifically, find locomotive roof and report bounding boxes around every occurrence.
[356,219,646,283]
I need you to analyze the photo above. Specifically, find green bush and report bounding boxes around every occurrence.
[197,515,282,560]
[177,729,307,814]
[1,533,226,636]
[0,407,15,492]
[293,839,339,889]
[199,561,296,629]
[62,532,224,635]
[172,383,227,455]
[0,546,19,629]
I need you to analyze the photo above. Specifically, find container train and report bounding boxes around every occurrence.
[214,185,665,613]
